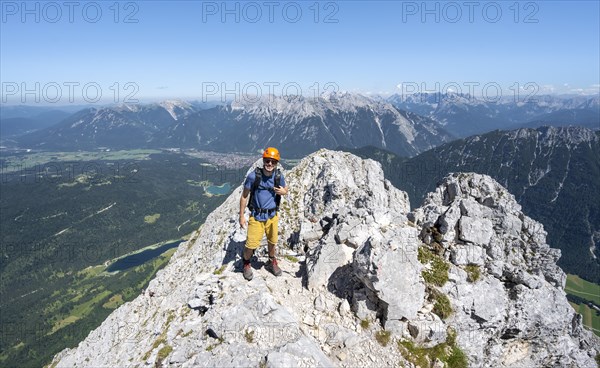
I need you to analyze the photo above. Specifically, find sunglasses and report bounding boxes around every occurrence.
[263,159,278,165]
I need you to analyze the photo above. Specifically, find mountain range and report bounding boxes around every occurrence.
[11,94,454,158]
[387,93,599,137]
[5,92,598,156]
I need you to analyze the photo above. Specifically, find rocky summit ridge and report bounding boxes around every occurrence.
[51,149,599,367]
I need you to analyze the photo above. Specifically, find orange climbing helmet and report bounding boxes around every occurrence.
[263,147,280,161]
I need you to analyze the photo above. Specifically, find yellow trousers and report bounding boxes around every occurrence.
[245,214,278,250]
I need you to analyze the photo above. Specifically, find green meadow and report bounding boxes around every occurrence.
[566,274,600,336]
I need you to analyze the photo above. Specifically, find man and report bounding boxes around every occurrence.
[239,147,288,281]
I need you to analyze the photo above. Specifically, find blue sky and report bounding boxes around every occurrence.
[1,0,599,104]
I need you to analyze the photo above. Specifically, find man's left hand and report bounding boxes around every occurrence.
[274,186,287,195]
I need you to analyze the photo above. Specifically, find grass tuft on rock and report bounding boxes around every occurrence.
[431,290,453,320]
[447,346,468,368]
[156,345,173,365]
[419,247,450,287]
[375,330,392,347]
[244,330,254,343]
[418,247,434,263]
[360,319,370,329]
[398,339,430,367]
[398,328,467,368]
[465,264,481,282]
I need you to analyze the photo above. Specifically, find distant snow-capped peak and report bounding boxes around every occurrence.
[318,91,392,113]
[158,99,195,120]
[111,103,144,113]
[229,92,397,121]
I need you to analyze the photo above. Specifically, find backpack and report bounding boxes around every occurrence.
[247,167,282,211]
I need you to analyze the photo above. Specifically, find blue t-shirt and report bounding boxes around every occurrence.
[244,169,286,221]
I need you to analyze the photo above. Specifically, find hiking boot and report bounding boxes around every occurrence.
[265,258,282,277]
[243,262,253,281]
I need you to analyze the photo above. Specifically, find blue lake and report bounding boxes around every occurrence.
[205,183,231,195]
[106,240,182,272]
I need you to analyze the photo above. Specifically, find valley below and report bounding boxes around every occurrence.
[0,149,250,367]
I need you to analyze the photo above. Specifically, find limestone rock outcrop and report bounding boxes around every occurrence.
[412,173,598,367]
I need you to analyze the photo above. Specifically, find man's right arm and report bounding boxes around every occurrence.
[239,188,250,228]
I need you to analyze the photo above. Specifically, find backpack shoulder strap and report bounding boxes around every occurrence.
[274,169,282,210]
[274,169,281,187]
[252,167,262,191]
[248,167,262,210]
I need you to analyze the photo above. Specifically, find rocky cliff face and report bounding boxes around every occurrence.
[411,173,597,367]
[395,126,600,283]
[51,150,599,368]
